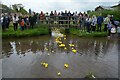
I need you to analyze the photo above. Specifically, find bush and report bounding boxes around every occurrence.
[88,10,120,21]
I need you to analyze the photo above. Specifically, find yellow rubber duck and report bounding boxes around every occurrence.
[69,44,74,47]
[64,38,66,40]
[59,44,65,47]
[64,47,67,50]
[44,63,48,68]
[64,64,69,68]
[57,72,61,76]
[72,49,77,53]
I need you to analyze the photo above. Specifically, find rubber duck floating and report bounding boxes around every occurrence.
[64,63,69,68]
[41,62,49,68]
[59,44,65,47]
[57,72,61,76]
[69,44,75,47]
[72,49,77,53]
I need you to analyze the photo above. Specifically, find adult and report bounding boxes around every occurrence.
[91,15,97,32]
[86,15,92,33]
[104,15,110,32]
[5,13,10,30]
[50,11,54,24]
[97,14,103,32]
[29,15,35,29]
[12,14,19,31]
[39,11,45,23]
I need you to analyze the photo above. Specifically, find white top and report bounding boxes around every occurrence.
[1,17,3,23]
[12,16,19,23]
[111,27,116,33]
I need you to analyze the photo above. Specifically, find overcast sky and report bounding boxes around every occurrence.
[1,0,119,13]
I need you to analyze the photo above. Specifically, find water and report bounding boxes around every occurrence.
[2,35,118,78]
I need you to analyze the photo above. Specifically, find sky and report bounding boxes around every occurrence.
[1,0,120,13]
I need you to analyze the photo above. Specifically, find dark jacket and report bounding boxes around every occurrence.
[97,16,103,24]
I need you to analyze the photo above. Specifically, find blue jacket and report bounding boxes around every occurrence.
[97,16,103,24]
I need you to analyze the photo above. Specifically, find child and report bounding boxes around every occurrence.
[26,21,30,29]
[111,24,116,37]
[117,25,120,38]
[107,22,112,37]
[20,19,25,31]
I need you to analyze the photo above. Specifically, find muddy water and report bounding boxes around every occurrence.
[2,35,118,78]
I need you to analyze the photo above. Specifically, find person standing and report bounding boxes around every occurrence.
[91,15,97,32]
[86,15,92,33]
[12,14,19,31]
[117,24,120,38]
[104,15,110,32]
[97,14,103,32]
[5,13,10,30]
[20,19,25,31]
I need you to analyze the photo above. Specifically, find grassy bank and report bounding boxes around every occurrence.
[69,28,107,37]
[2,24,49,38]
[2,23,108,38]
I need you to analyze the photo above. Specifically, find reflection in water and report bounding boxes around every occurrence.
[2,36,116,59]
[2,34,118,78]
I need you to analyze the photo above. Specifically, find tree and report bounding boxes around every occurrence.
[12,4,28,14]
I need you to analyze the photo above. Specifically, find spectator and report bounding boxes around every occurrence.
[91,15,97,32]
[45,12,49,24]
[1,14,5,31]
[26,18,30,29]
[111,24,116,37]
[39,11,45,23]
[117,24,120,38]
[29,15,34,29]
[5,13,10,30]
[107,22,112,37]
[86,15,92,33]
[50,11,54,24]
[97,14,103,32]
[20,19,25,31]
[12,14,19,31]
[68,11,71,25]
[104,15,110,32]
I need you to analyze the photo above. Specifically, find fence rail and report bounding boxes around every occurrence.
[39,16,80,28]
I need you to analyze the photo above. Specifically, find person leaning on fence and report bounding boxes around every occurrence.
[39,11,45,23]
[50,11,54,24]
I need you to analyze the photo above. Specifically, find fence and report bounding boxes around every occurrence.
[39,16,80,28]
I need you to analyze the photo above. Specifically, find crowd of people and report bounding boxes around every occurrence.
[1,12,37,31]
[1,10,120,37]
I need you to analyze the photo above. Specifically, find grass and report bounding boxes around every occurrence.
[2,23,49,38]
[2,22,108,38]
[69,28,107,37]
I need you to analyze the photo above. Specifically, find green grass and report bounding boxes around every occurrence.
[2,24,49,38]
[69,28,107,37]
[2,23,108,38]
